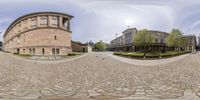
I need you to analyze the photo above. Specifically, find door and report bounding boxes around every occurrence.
[83,48,85,52]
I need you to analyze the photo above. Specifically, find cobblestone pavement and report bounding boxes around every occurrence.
[0,51,200,100]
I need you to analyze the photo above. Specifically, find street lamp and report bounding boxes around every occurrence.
[179,35,180,53]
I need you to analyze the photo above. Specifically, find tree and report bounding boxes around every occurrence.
[166,29,182,47]
[88,40,95,48]
[133,29,155,56]
[94,40,107,51]
[166,29,186,51]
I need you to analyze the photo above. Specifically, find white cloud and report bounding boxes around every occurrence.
[1,0,200,42]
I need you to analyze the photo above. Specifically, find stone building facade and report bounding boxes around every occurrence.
[71,41,92,53]
[198,35,200,47]
[3,12,73,55]
[110,28,169,51]
[110,28,137,51]
[182,35,196,52]
[0,41,2,51]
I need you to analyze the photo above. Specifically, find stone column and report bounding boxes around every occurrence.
[67,20,70,31]
[59,16,63,28]
[37,16,40,27]
[48,16,51,27]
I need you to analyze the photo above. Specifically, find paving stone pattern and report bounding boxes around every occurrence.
[0,51,200,100]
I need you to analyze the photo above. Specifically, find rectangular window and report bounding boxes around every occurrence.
[23,49,25,53]
[52,48,55,55]
[33,48,35,54]
[31,18,37,27]
[161,39,164,43]
[56,48,59,54]
[40,16,48,25]
[155,38,158,43]
[29,48,32,54]
[51,16,58,26]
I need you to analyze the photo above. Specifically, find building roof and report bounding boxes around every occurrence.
[122,28,137,33]
[4,12,74,38]
[182,34,196,37]
[147,30,169,34]
[71,41,88,46]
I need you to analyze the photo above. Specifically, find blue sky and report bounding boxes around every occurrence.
[0,0,200,43]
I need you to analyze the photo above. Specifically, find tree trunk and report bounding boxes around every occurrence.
[143,45,147,57]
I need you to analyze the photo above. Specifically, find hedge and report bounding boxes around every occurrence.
[68,53,77,56]
[113,51,190,59]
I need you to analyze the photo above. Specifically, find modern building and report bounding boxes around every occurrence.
[71,41,92,53]
[182,35,196,52]
[110,28,137,51]
[110,28,169,51]
[3,12,73,55]
[145,30,169,51]
[0,41,2,51]
[198,35,200,47]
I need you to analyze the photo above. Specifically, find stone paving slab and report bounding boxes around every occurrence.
[1,52,200,100]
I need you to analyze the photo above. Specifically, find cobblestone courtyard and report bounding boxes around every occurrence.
[1,52,200,100]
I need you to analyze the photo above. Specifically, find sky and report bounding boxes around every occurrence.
[0,0,200,43]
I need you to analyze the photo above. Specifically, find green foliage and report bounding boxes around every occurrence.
[113,51,190,59]
[13,52,19,55]
[94,40,107,51]
[166,29,183,46]
[113,52,144,58]
[133,29,155,46]
[89,40,95,48]
[19,54,32,57]
[68,52,77,56]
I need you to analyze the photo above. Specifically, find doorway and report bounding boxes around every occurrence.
[83,48,86,52]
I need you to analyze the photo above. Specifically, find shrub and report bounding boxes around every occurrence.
[113,51,189,59]
[68,53,77,56]
[113,52,121,55]
[113,52,144,58]
[145,54,159,58]
[19,54,32,57]
[160,53,172,57]
[13,52,19,55]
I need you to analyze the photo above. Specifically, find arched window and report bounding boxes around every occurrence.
[54,36,57,40]
[42,48,45,55]
[33,48,35,54]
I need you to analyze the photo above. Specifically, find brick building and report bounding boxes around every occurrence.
[3,12,73,55]
[71,41,92,53]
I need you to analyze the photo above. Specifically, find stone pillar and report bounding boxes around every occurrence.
[48,16,51,27]
[59,16,63,28]
[37,16,40,27]
[67,20,70,31]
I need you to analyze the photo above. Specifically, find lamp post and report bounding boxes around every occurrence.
[178,35,181,53]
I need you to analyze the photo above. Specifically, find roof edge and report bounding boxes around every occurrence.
[4,11,74,38]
